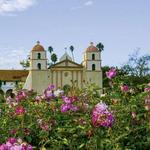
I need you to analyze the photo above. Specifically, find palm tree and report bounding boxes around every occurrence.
[69,45,75,61]
[51,53,58,64]
[96,43,104,52]
[48,46,53,55]
[20,60,30,70]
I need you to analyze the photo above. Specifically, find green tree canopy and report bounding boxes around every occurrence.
[20,60,30,70]
[122,50,150,77]
[48,46,53,54]
[96,42,104,51]
[69,45,75,61]
[51,53,58,64]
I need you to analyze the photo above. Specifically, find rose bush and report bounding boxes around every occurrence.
[0,69,149,149]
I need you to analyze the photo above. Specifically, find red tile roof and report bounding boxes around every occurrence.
[0,70,29,82]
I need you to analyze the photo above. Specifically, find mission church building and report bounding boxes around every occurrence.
[24,41,102,93]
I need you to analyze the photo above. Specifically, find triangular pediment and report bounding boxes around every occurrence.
[50,59,83,68]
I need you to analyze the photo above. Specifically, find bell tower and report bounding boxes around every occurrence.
[82,42,102,92]
[23,41,49,93]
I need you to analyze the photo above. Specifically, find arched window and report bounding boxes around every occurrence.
[37,63,41,70]
[92,64,96,71]
[37,53,41,59]
[92,54,95,60]
[16,81,18,86]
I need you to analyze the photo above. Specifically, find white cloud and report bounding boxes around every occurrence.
[84,0,93,6]
[0,0,37,15]
[0,46,28,69]
[71,0,94,10]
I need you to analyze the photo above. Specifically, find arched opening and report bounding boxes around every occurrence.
[6,89,13,98]
[37,63,41,70]
[0,89,5,102]
[92,64,96,71]
[3,81,6,85]
[16,81,18,86]
[92,54,95,60]
[0,89,4,96]
[37,53,41,59]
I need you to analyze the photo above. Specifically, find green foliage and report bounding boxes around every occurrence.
[48,46,53,54]
[20,59,30,70]
[70,45,75,61]
[51,53,58,64]
[96,42,104,51]
[122,50,150,77]
[0,72,149,149]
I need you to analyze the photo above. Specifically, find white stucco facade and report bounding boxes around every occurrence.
[23,42,103,94]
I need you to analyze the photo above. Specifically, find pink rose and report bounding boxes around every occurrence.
[15,106,25,115]
[121,85,129,92]
[106,68,117,79]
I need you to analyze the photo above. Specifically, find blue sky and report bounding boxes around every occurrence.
[0,0,149,69]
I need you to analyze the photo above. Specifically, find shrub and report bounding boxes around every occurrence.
[0,70,149,149]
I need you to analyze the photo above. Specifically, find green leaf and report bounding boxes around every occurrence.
[78,143,85,149]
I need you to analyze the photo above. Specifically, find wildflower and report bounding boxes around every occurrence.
[37,119,49,131]
[54,89,64,97]
[79,118,86,125]
[92,102,115,127]
[62,96,72,104]
[121,85,129,92]
[15,106,25,115]
[6,96,15,105]
[100,94,106,97]
[62,96,78,104]
[0,138,33,150]
[129,88,135,94]
[144,87,150,92]
[106,68,117,79]
[24,128,30,135]
[145,99,150,104]
[70,106,78,112]
[60,96,79,113]
[15,91,28,102]
[0,144,7,150]
[17,138,23,144]
[43,89,56,101]
[39,122,49,131]
[47,84,55,91]
[10,129,18,135]
[7,137,17,144]
[60,104,71,113]
[22,144,33,150]
[37,119,43,124]
[49,119,57,126]
[10,144,22,150]
[131,112,136,119]
[145,105,149,111]
[35,96,41,101]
